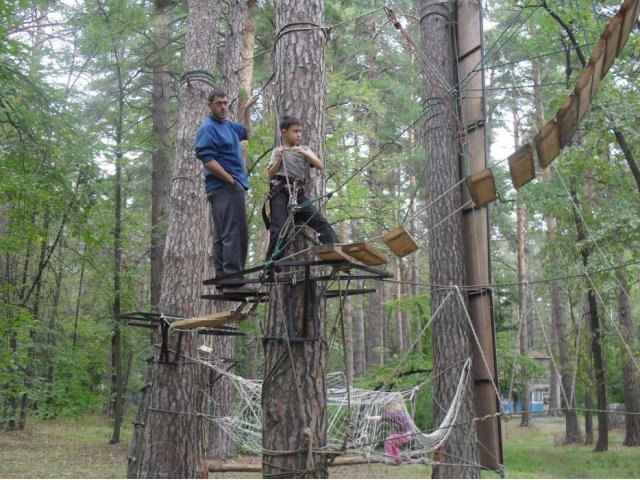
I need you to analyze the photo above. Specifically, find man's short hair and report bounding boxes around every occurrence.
[207,89,228,102]
[279,115,302,131]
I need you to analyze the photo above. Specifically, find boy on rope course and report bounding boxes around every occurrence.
[195,89,258,294]
[264,115,339,265]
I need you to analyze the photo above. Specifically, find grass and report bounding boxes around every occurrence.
[1,415,639,478]
[497,417,640,479]
[0,415,130,479]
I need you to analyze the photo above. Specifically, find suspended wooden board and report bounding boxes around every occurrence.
[467,169,497,207]
[556,94,579,148]
[508,144,535,189]
[382,226,419,257]
[498,0,637,193]
[341,242,389,266]
[171,311,246,330]
[602,16,623,76]
[575,64,594,123]
[534,121,560,169]
[312,244,355,262]
[589,38,606,98]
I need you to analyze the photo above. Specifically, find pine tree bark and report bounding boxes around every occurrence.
[237,0,257,118]
[570,183,607,452]
[366,284,384,367]
[582,293,594,445]
[220,0,249,117]
[420,1,478,477]
[150,0,173,312]
[129,0,221,477]
[516,196,530,427]
[206,1,250,460]
[395,258,405,354]
[552,281,580,442]
[353,296,366,377]
[262,0,328,476]
[263,243,328,479]
[110,49,125,444]
[341,223,354,383]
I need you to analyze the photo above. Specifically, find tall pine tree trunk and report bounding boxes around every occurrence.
[262,0,328,476]
[150,0,173,312]
[353,295,366,377]
[582,293,594,445]
[237,0,257,117]
[616,260,640,446]
[110,56,125,444]
[516,196,530,427]
[129,1,221,477]
[420,1,478,476]
[366,285,384,367]
[553,282,580,442]
[220,0,249,117]
[206,0,249,460]
[341,223,354,383]
[571,182,607,452]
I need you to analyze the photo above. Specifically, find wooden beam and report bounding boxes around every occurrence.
[207,456,381,472]
[171,311,245,330]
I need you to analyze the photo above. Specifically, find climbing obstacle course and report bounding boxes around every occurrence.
[203,359,472,467]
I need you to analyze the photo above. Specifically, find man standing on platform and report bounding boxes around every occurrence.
[195,90,257,293]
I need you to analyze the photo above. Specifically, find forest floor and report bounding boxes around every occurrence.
[0,414,639,478]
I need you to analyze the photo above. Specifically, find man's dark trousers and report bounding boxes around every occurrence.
[266,187,339,261]
[208,180,248,278]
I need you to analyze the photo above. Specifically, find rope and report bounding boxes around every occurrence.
[179,70,216,88]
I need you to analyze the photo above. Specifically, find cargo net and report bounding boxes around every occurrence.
[203,358,470,464]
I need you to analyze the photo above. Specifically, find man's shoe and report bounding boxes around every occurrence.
[222,284,259,294]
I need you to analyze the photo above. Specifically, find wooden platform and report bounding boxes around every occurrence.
[341,242,389,266]
[171,311,246,330]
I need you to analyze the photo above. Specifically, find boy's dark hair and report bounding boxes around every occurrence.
[207,89,228,102]
[279,115,302,131]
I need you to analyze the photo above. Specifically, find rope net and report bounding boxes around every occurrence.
[203,358,471,464]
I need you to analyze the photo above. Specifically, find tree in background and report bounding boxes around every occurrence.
[129,0,220,477]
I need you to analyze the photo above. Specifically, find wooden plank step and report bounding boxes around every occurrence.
[340,242,389,266]
[508,144,535,190]
[171,311,246,330]
[556,94,579,148]
[589,38,606,100]
[602,15,623,76]
[535,120,560,169]
[311,244,355,262]
[467,168,497,207]
[575,64,594,123]
[382,225,419,258]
